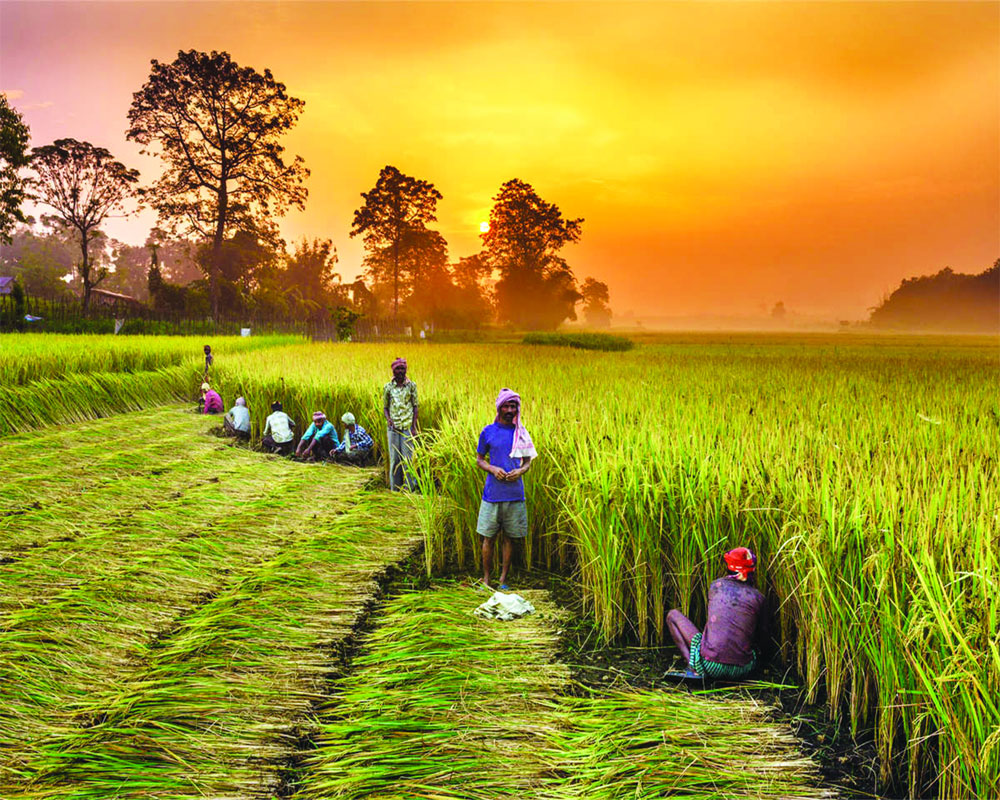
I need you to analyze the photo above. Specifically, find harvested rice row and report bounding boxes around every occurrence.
[297,583,830,800]
[0,462,373,782]
[0,433,271,557]
[0,406,190,458]
[0,450,305,608]
[0,419,233,519]
[12,493,422,799]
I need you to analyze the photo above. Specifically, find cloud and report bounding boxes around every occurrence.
[22,101,54,110]
[1,89,24,100]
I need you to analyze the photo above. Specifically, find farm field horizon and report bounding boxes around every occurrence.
[0,330,997,798]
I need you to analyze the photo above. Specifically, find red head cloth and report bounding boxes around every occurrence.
[723,547,757,579]
[391,357,407,372]
[495,388,537,459]
[313,411,326,421]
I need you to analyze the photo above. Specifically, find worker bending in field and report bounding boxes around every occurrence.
[476,388,536,589]
[667,547,765,680]
[333,412,375,465]
[223,396,251,440]
[262,401,295,455]
[383,357,418,490]
[296,410,339,461]
[200,382,223,414]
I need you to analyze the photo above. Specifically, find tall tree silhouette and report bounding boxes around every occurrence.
[127,49,309,319]
[0,95,31,245]
[30,139,140,311]
[580,277,612,328]
[482,179,583,329]
[350,165,446,317]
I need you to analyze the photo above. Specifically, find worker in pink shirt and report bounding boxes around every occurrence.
[200,382,224,414]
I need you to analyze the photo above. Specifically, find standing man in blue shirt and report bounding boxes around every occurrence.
[476,388,537,589]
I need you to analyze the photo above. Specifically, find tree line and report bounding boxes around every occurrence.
[0,50,612,330]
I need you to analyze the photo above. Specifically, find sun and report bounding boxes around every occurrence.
[479,221,490,234]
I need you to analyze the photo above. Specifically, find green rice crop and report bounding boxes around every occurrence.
[205,334,999,797]
[0,333,302,386]
[2,332,996,796]
[298,582,828,799]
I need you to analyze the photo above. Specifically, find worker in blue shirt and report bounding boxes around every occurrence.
[296,410,339,461]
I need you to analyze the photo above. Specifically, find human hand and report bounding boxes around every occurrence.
[387,420,395,431]
[491,466,509,481]
[410,425,417,436]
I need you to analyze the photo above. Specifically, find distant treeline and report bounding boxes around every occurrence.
[869,261,999,332]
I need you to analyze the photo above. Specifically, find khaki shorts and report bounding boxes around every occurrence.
[477,499,528,539]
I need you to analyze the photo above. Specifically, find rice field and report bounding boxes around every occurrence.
[1,331,997,798]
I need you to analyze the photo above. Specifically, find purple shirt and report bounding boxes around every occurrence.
[699,576,765,666]
[477,422,526,503]
[202,389,223,414]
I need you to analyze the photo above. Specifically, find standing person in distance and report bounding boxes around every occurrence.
[476,388,537,589]
[203,344,213,379]
[383,357,419,490]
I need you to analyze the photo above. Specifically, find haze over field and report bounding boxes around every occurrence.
[1,0,997,320]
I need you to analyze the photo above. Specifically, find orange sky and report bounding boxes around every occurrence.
[2,1,997,319]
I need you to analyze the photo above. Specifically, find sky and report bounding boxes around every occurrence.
[1,0,997,320]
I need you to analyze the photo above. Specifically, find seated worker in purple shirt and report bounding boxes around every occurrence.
[200,382,224,414]
[667,547,766,679]
[475,388,538,589]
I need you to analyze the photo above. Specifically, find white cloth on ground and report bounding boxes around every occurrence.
[474,591,536,621]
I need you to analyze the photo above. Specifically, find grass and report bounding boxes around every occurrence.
[297,582,829,799]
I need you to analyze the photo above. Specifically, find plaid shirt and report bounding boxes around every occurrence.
[336,424,374,452]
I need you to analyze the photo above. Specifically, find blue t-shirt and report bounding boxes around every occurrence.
[477,422,526,503]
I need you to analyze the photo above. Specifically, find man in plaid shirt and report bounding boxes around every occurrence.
[333,412,375,466]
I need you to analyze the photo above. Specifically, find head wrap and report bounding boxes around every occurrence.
[271,401,282,412]
[341,412,356,425]
[235,397,246,407]
[313,411,326,422]
[391,357,407,372]
[201,382,211,392]
[495,388,538,460]
[723,547,757,579]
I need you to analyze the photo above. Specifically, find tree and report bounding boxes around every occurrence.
[771,301,786,319]
[0,222,79,297]
[29,139,140,311]
[482,179,583,329]
[127,49,309,319]
[580,277,612,328]
[0,95,31,244]
[284,237,340,306]
[350,165,447,317]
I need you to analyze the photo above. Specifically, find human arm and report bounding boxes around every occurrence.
[383,385,394,430]
[476,451,508,481]
[409,383,419,435]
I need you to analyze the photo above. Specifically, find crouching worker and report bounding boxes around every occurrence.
[223,397,251,440]
[262,401,295,455]
[476,388,537,590]
[296,411,339,461]
[667,547,765,680]
[333,412,375,465]
[200,382,224,414]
